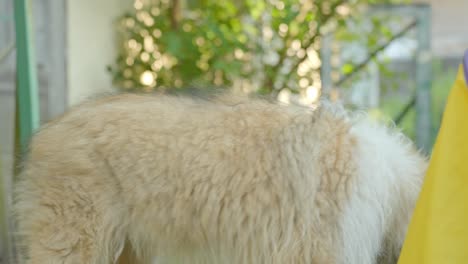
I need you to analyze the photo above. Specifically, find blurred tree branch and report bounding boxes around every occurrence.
[394,94,416,125]
[291,0,348,70]
[335,19,417,87]
[274,0,348,94]
[170,0,182,29]
[0,41,15,63]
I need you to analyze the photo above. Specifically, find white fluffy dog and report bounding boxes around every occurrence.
[13,93,426,264]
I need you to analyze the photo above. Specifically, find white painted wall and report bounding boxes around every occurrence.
[415,0,468,57]
[67,0,131,106]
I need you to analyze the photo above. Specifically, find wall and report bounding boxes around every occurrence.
[67,0,131,105]
[414,0,468,58]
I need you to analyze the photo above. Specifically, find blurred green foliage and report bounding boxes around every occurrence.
[377,61,456,144]
[108,0,408,96]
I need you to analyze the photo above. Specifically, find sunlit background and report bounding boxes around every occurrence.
[0,0,467,260]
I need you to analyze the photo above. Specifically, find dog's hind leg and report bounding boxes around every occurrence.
[14,166,127,264]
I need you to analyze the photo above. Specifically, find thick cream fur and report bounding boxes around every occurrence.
[13,93,426,264]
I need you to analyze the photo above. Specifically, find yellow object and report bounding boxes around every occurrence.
[398,61,468,263]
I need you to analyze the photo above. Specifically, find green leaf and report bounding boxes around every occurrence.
[342,63,355,74]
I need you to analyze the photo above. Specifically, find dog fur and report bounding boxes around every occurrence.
[13,93,426,264]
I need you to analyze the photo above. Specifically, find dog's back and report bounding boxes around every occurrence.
[14,93,425,264]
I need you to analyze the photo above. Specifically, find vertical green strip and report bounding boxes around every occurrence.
[415,6,432,153]
[14,0,40,153]
[8,0,40,262]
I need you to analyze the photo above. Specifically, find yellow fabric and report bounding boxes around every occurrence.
[398,65,468,263]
